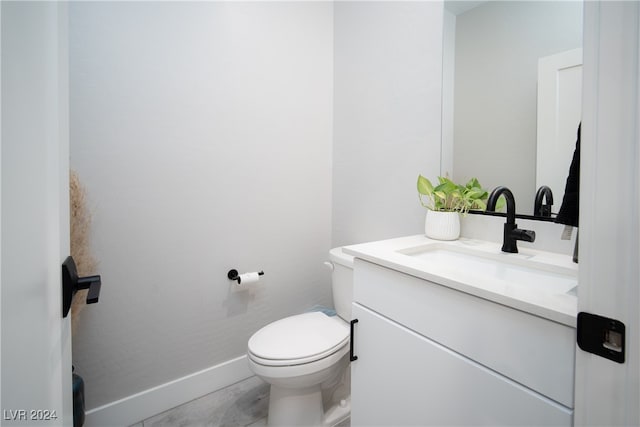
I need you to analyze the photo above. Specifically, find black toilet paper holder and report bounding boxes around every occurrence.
[227,269,264,284]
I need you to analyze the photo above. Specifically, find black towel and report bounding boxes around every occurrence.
[555,123,580,227]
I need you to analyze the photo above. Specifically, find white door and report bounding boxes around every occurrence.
[575,1,639,425]
[1,2,72,426]
[536,48,583,208]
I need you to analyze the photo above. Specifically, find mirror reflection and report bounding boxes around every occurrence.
[442,1,583,215]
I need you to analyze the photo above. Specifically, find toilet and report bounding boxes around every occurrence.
[247,247,354,427]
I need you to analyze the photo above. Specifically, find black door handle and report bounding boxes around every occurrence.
[62,256,101,318]
[350,319,359,362]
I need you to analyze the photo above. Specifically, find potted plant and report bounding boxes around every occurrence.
[417,175,497,240]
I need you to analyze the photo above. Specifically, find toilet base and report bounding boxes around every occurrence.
[266,384,351,427]
[322,397,350,427]
[267,384,323,426]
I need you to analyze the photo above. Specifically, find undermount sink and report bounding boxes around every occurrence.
[343,235,578,326]
[397,243,578,295]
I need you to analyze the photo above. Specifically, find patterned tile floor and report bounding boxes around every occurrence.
[129,376,350,427]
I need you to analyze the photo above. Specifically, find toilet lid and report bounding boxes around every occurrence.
[248,312,349,363]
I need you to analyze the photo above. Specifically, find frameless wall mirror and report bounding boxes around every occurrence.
[442,0,583,216]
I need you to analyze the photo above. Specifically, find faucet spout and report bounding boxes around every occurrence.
[487,186,536,253]
[487,186,515,224]
[534,186,554,217]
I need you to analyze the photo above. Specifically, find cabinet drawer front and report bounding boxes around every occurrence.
[351,304,573,427]
[353,259,575,408]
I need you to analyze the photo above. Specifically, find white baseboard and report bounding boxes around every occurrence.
[85,355,253,427]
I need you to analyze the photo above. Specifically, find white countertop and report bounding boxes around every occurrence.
[343,234,579,327]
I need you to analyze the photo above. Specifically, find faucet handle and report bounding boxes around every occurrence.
[513,228,536,243]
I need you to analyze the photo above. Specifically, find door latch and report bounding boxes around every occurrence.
[577,312,625,364]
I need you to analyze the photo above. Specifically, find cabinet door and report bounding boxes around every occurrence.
[350,303,572,426]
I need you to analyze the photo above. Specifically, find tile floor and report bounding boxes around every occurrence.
[129,376,350,427]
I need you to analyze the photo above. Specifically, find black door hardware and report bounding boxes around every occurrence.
[62,256,101,318]
[577,312,625,364]
[350,319,359,362]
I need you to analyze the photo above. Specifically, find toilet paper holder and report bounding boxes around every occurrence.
[227,269,264,284]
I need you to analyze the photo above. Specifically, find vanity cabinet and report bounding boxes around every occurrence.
[350,259,575,426]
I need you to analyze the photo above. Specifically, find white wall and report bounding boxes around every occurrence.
[70,1,446,420]
[452,1,582,214]
[69,1,334,411]
[332,1,444,247]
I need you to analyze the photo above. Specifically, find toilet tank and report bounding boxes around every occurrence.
[329,247,354,321]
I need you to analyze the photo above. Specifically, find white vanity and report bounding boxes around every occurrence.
[344,235,578,426]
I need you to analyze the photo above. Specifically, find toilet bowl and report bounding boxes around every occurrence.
[247,247,354,427]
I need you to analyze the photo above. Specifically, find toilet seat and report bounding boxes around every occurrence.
[248,312,349,367]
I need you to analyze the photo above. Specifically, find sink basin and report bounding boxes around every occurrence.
[343,235,578,326]
[398,244,578,295]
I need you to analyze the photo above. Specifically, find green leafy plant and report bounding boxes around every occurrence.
[417,175,502,215]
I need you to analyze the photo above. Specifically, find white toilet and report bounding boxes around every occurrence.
[247,247,354,427]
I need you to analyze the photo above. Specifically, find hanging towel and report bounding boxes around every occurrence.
[555,123,581,227]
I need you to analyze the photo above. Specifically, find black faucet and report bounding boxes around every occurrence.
[534,186,554,217]
[487,186,536,253]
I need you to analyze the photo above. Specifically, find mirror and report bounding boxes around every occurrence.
[442,1,583,216]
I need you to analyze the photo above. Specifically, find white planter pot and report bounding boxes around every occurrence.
[424,210,460,241]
